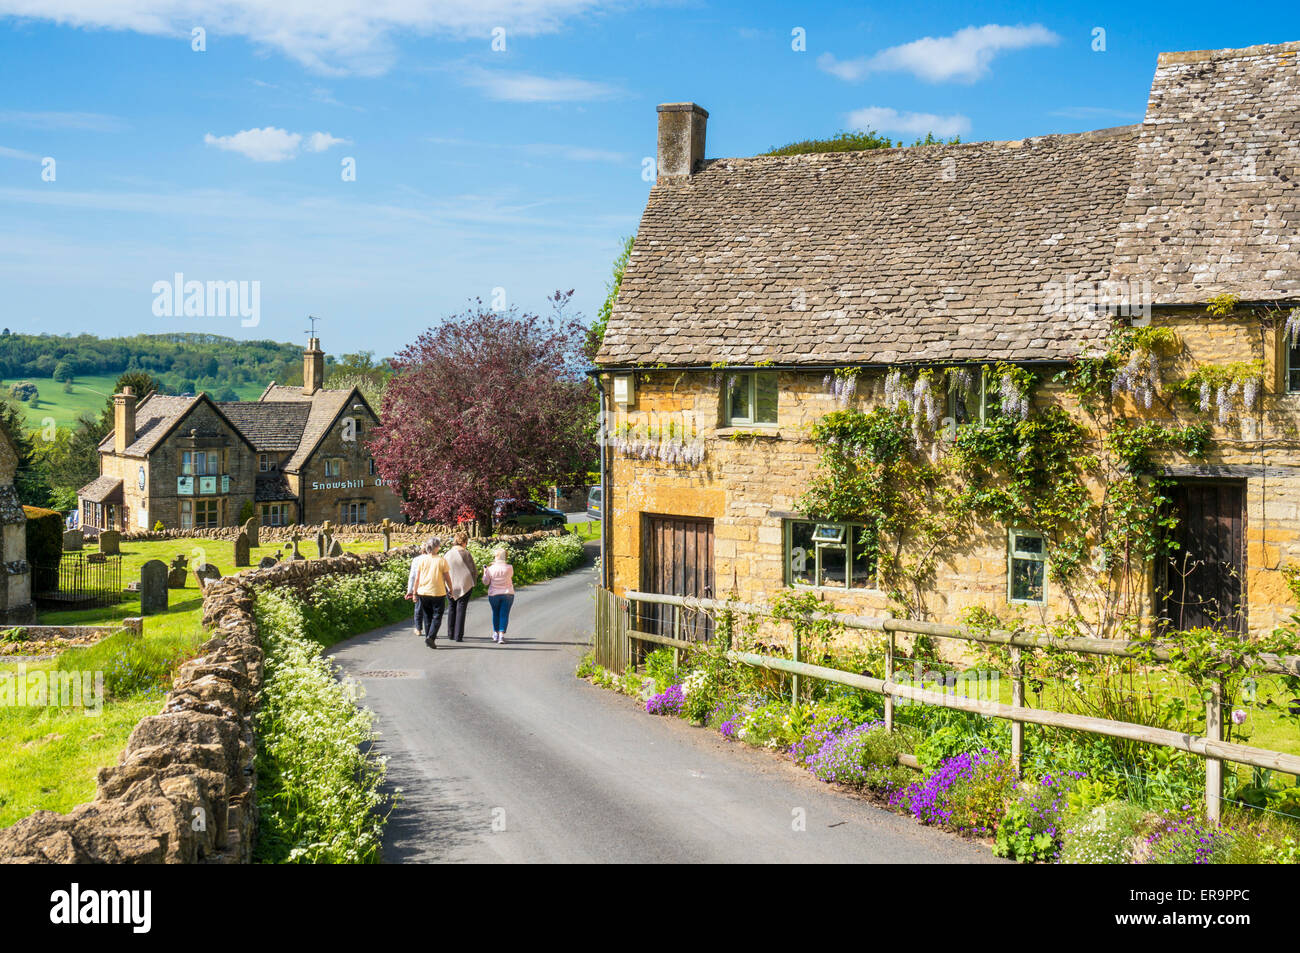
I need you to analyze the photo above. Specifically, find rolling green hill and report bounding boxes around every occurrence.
[2,374,268,431]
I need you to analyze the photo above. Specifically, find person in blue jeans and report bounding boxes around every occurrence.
[481,546,515,643]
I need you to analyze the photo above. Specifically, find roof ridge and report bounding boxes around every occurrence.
[699,125,1142,169]
[1157,40,1300,67]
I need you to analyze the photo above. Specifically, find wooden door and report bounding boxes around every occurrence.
[1163,481,1245,633]
[641,514,715,642]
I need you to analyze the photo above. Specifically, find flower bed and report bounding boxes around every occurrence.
[576,643,1300,865]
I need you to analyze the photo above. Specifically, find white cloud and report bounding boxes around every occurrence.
[846,106,971,138]
[0,144,40,161]
[304,131,350,152]
[0,0,612,75]
[819,23,1059,84]
[520,142,628,163]
[0,110,126,131]
[204,126,347,161]
[460,67,620,102]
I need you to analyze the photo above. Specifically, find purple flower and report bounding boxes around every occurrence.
[646,684,684,716]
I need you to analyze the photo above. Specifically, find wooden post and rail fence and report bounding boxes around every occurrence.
[591,586,1300,822]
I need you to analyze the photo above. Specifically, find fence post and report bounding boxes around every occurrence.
[672,605,681,673]
[1206,681,1223,823]
[884,629,895,734]
[1011,646,1024,778]
[791,618,801,708]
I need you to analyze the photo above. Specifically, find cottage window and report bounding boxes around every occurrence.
[181,498,220,530]
[259,453,271,472]
[261,503,290,527]
[181,450,220,476]
[948,369,986,425]
[368,458,377,476]
[1288,336,1300,393]
[726,372,778,426]
[1008,529,1048,605]
[341,501,367,523]
[324,458,343,477]
[786,519,878,590]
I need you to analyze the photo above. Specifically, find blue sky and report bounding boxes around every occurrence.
[0,0,1295,359]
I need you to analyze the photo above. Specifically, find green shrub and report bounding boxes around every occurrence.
[1060,801,1150,864]
[645,648,676,693]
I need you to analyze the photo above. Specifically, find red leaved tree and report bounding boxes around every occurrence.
[369,294,596,530]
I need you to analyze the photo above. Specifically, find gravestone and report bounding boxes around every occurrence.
[242,515,259,548]
[98,530,121,555]
[140,559,168,614]
[289,534,304,561]
[381,518,393,552]
[62,529,83,552]
[258,554,279,569]
[326,538,344,557]
[233,531,251,567]
[167,555,188,589]
[193,563,221,589]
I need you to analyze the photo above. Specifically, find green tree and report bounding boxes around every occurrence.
[52,361,73,383]
[586,235,634,361]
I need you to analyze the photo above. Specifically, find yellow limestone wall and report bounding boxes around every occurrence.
[603,308,1300,639]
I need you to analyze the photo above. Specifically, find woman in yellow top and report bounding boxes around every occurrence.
[406,538,453,649]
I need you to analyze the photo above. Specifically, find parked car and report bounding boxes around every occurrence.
[493,498,566,531]
[587,486,602,521]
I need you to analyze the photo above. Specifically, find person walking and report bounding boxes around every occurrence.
[406,538,433,636]
[406,537,452,648]
[482,546,515,643]
[443,532,477,643]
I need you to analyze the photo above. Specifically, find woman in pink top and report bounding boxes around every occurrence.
[482,547,515,643]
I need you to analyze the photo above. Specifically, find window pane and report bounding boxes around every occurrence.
[851,526,877,589]
[1290,344,1300,392]
[1012,558,1045,603]
[788,521,815,586]
[817,545,848,588]
[949,373,981,425]
[754,373,778,424]
[181,452,193,475]
[729,375,750,422]
[1013,533,1044,556]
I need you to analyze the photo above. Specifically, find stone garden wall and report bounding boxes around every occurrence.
[0,529,563,863]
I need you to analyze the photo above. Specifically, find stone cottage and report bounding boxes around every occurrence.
[78,337,402,532]
[595,41,1300,640]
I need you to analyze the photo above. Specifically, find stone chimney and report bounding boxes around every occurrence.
[303,337,325,395]
[113,386,137,454]
[656,102,708,180]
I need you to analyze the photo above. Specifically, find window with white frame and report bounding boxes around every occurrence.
[341,501,367,523]
[181,450,220,476]
[1007,528,1048,605]
[726,372,778,426]
[261,503,290,526]
[786,519,879,590]
[259,453,271,472]
[324,458,343,477]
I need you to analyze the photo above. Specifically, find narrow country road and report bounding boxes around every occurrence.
[330,546,999,864]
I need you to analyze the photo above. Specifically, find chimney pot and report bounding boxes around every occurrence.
[656,102,708,180]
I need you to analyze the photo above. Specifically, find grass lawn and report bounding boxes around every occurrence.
[1,374,266,431]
